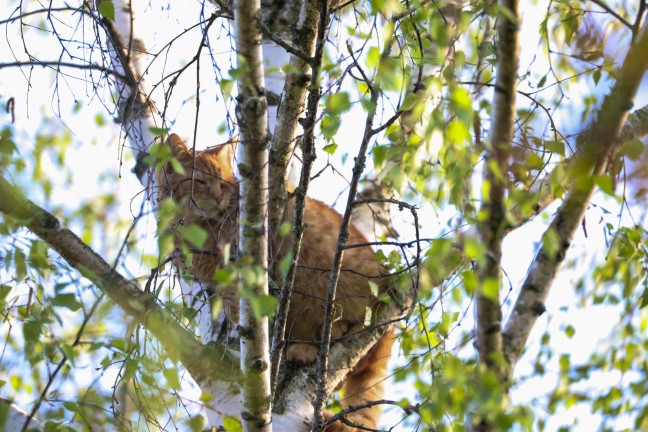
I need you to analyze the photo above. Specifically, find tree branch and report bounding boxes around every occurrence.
[96,3,161,181]
[311,25,396,432]
[0,61,127,81]
[475,0,519,381]
[233,0,273,430]
[270,0,327,393]
[267,0,320,255]
[0,175,239,387]
[502,19,648,369]
[273,277,415,428]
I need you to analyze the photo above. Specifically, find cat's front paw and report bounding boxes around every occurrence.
[286,343,319,365]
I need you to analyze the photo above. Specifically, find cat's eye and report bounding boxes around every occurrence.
[180,178,207,186]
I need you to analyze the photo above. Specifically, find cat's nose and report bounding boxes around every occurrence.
[211,185,224,203]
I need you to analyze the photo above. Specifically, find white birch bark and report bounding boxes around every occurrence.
[233,0,273,430]
[1,398,42,432]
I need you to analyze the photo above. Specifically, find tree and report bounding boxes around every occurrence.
[2,0,648,431]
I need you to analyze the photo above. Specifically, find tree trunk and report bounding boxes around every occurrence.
[234,0,273,430]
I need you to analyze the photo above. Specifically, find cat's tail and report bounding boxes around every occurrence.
[326,326,395,431]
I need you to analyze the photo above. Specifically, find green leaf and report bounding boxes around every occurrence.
[163,367,181,391]
[326,92,351,116]
[29,240,50,270]
[97,0,115,20]
[360,97,377,114]
[183,224,208,249]
[400,92,419,111]
[487,159,505,182]
[60,344,76,366]
[94,113,105,127]
[250,294,278,319]
[462,271,477,295]
[187,415,207,432]
[450,87,472,120]
[123,358,139,381]
[446,119,470,144]
[51,294,82,311]
[481,278,499,301]
[542,228,560,260]
[279,252,293,278]
[0,285,11,309]
[621,139,643,160]
[559,354,570,372]
[564,325,575,338]
[220,79,234,101]
[544,140,565,156]
[149,127,169,136]
[640,284,648,308]
[144,142,167,168]
[321,115,341,140]
[110,338,126,353]
[170,157,186,174]
[214,268,237,285]
[366,46,381,69]
[10,375,21,391]
[593,175,614,196]
[181,307,198,322]
[463,238,484,265]
[200,392,213,402]
[323,143,338,155]
[368,281,380,297]
[279,222,291,237]
[157,197,180,231]
[63,401,78,412]
[223,416,242,432]
[14,249,26,281]
[22,321,42,346]
[592,68,601,85]
[0,130,17,155]
[537,74,548,88]
[525,152,545,170]
[372,145,388,167]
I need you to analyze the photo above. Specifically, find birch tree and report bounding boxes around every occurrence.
[3,1,648,431]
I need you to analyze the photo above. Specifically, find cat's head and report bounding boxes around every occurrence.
[156,133,238,218]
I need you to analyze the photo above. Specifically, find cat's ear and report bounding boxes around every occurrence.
[204,139,236,167]
[165,133,190,156]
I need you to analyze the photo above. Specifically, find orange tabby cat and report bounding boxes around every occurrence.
[156,133,393,431]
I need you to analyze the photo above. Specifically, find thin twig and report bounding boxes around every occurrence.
[311,28,396,432]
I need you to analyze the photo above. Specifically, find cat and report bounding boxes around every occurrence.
[156,133,394,431]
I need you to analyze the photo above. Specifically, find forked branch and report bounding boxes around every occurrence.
[502,20,648,368]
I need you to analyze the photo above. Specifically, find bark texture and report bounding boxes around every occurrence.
[475,0,519,380]
[267,0,318,248]
[234,0,273,430]
[269,0,326,391]
[98,5,159,182]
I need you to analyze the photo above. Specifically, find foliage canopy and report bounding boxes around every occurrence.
[1,0,648,431]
